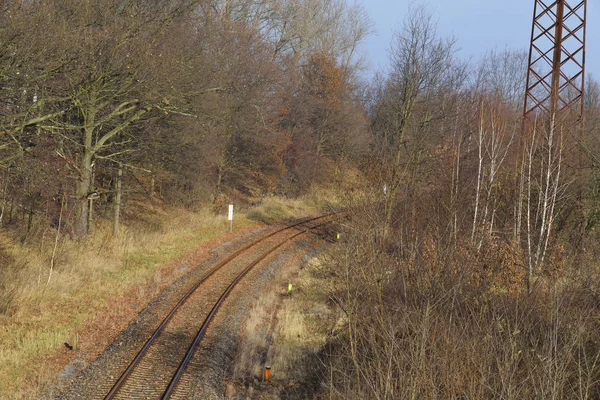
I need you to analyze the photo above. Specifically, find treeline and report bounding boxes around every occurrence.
[357,5,600,294]
[0,0,370,239]
[5,0,600,396]
[320,6,600,399]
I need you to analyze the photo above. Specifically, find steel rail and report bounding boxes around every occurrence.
[104,214,332,399]
[161,223,322,399]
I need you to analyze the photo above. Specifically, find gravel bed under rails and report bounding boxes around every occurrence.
[51,216,327,399]
[166,234,323,400]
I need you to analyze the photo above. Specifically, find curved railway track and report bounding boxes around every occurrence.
[101,214,332,399]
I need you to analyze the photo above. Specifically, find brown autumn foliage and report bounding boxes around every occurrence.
[0,0,371,238]
[316,6,600,400]
[278,51,369,194]
[3,1,600,398]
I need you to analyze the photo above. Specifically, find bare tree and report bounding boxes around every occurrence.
[522,115,565,292]
[9,0,204,237]
[474,49,528,110]
[471,98,516,249]
[211,0,372,74]
[368,5,465,249]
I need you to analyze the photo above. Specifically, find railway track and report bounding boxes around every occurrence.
[100,214,332,399]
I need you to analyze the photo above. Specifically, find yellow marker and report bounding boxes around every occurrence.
[336,233,340,240]
[288,283,293,295]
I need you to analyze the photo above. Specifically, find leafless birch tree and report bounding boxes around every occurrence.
[522,115,565,292]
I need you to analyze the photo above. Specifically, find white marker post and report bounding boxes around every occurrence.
[228,204,234,232]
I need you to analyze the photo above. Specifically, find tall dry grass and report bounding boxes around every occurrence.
[232,254,338,399]
[246,196,318,223]
[319,206,600,400]
[0,202,292,398]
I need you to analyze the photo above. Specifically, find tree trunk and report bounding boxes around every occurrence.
[472,114,484,244]
[88,169,95,234]
[113,164,123,236]
[27,197,35,234]
[8,198,14,224]
[150,163,155,197]
[73,146,93,238]
[0,171,7,227]
[74,103,96,238]
[213,161,225,203]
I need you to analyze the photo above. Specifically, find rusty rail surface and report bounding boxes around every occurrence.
[104,214,334,399]
[161,222,323,399]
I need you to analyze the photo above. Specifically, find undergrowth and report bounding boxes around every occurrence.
[317,208,600,399]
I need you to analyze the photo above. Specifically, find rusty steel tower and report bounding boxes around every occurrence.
[523,0,587,129]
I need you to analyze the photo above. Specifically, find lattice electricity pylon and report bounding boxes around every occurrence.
[523,0,587,128]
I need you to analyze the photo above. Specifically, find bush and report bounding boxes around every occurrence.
[320,209,600,399]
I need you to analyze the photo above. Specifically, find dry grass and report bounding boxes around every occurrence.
[318,208,600,400]
[232,255,340,398]
[0,199,307,399]
[233,290,282,380]
[246,196,317,223]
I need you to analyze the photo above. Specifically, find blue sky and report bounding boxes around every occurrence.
[355,0,599,81]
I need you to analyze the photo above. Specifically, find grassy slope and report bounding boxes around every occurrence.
[0,197,314,399]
